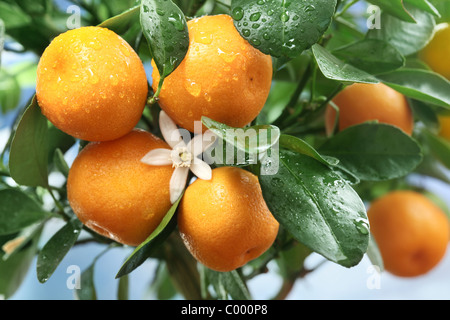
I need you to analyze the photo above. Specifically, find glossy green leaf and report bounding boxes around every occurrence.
[140,0,189,81]
[98,5,140,34]
[116,193,183,278]
[366,4,436,56]
[206,269,251,300]
[319,123,423,181]
[332,39,405,75]
[9,96,49,187]
[312,44,379,84]
[230,0,337,59]
[378,68,450,108]
[0,189,49,235]
[279,134,339,167]
[366,0,415,22]
[36,218,83,283]
[259,150,369,267]
[202,116,280,155]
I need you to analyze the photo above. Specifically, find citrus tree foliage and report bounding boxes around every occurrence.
[1,0,450,300]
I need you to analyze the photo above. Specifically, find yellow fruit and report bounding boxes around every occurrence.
[152,14,273,133]
[36,26,148,142]
[178,166,279,272]
[67,129,174,246]
[368,190,449,277]
[325,83,414,136]
[420,23,450,79]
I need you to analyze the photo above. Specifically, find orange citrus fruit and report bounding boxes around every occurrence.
[178,166,279,272]
[420,23,450,79]
[438,114,450,141]
[152,14,273,133]
[67,129,173,246]
[36,26,148,142]
[368,190,449,277]
[325,83,414,136]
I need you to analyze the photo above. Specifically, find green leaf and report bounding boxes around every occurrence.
[206,269,251,300]
[366,0,415,22]
[230,0,337,59]
[0,3,32,29]
[409,99,440,130]
[404,0,441,17]
[115,193,183,278]
[0,229,41,299]
[98,5,140,34]
[279,134,339,167]
[0,189,49,235]
[75,262,97,300]
[332,39,405,75]
[36,218,83,283]
[202,116,280,155]
[53,148,70,178]
[423,128,450,169]
[0,69,21,114]
[9,96,49,187]
[366,4,436,56]
[312,44,379,84]
[366,235,384,272]
[319,123,423,181]
[259,150,369,267]
[378,68,450,108]
[140,0,189,84]
[117,274,129,300]
[47,124,76,168]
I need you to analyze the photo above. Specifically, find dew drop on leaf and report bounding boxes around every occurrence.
[231,7,244,21]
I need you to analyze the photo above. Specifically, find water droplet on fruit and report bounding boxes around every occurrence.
[185,80,201,97]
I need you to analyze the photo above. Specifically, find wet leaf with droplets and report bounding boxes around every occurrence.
[230,0,337,59]
[319,123,423,181]
[140,0,189,81]
[259,150,369,268]
[36,217,83,283]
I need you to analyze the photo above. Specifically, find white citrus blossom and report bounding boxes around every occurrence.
[141,111,216,204]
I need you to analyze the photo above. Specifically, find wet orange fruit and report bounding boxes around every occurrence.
[67,129,174,246]
[36,26,148,142]
[178,166,279,272]
[152,14,273,133]
[325,83,414,136]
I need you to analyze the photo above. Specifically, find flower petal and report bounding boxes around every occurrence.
[141,148,172,166]
[170,166,189,203]
[190,158,212,180]
[188,130,217,157]
[159,111,184,148]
